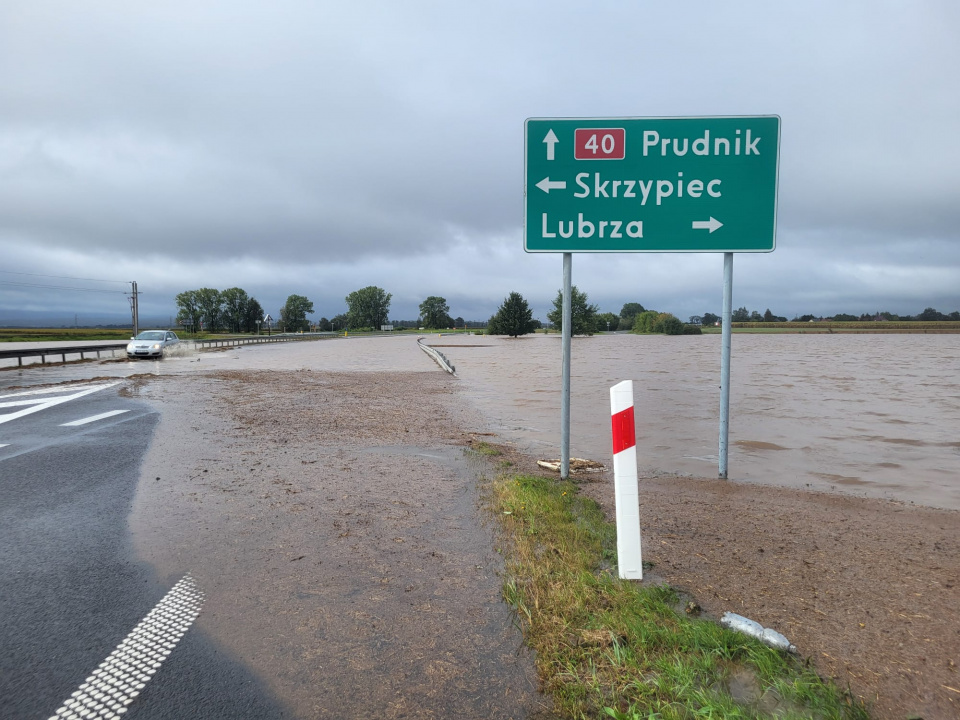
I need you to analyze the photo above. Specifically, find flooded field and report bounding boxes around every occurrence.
[3,332,958,509]
[436,332,960,511]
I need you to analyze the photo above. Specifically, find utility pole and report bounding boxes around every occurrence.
[130,281,140,336]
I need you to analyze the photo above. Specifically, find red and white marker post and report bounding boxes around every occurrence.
[610,380,642,579]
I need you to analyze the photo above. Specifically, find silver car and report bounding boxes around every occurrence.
[126,330,180,359]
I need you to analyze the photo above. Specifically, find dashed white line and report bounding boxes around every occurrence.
[0,443,8,448]
[47,575,204,720]
[61,410,130,427]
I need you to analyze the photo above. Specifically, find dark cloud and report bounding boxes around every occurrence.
[1,1,958,322]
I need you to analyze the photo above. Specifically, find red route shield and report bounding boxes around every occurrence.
[574,128,626,160]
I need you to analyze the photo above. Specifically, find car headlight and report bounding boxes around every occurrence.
[152,343,162,349]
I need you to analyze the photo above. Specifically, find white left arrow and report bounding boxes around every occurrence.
[543,129,559,161]
[536,177,566,193]
[692,217,723,233]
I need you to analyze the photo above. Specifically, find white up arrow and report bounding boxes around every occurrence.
[692,217,723,233]
[543,129,558,160]
[536,177,566,193]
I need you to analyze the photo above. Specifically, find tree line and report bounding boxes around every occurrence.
[486,289,695,337]
[173,285,396,334]
[692,307,960,325]
[177,284,959,338]
[173,284,690,337]
[175,288,264,333]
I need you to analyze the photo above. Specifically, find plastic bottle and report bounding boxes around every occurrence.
[720,612,797,654]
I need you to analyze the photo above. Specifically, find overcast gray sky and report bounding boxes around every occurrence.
[2,0,958,325]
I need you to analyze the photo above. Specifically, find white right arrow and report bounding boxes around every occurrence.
[536,177,566,193]
[692,217,723,233]
[543,129,558,160]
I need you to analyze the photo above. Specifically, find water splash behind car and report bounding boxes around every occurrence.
[126,331,180,359]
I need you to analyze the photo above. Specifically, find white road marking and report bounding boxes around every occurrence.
[61,410,130,427]
[47,575,204,720]
[0,444,8,448]
[0,382,121,426]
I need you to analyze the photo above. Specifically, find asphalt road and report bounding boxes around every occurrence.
[0,381,287,719]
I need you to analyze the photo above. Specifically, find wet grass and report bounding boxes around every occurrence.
[471,440,502,456]
[488,471,870,719]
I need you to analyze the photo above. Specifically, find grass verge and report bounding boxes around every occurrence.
[487,470,870,719]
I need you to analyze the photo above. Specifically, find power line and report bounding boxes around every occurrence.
[0,270,129,284]
[0,280,128,294]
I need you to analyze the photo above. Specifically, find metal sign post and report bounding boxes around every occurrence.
[561,253,572,478]
[719,252,734,478]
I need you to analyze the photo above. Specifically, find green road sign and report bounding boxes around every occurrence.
[524,116,780,253]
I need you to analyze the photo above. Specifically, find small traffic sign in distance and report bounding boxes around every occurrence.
[574,128,625,160]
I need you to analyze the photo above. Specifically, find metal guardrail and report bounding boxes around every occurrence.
[417,338,456,375]
[193,333,336,350]
[0,333,338,368]
[0,344,127,367]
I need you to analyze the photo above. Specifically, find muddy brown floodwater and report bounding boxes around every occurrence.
[439,332,959,720]
[5,333,959,718]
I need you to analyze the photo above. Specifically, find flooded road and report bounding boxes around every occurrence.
[4,333,959,718]
[435,332,960,510]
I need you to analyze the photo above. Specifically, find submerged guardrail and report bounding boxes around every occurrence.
[0,344,127,367]
[417,338,456,375]
[194,333,336,350]
[0,333,338,368]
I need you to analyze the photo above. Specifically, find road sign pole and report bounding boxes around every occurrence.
[561,252,572,479]
[719,252,734,478]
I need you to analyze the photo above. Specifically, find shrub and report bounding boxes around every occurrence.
[632,310,660,333]
[657,315,685,335]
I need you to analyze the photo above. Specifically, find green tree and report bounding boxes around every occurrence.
[330,313,348,331]
[657,314,685,335]
[702,312,719,326]
[221,287,252,333]
[547,286,599,335]
[195,288,223,332]
[488,292,536,337]
[242,297,264,333]
[634,311,685,335]
[345,286,392,329]
[279,294,314,332]
[419,296,451,329]
[917,307,945,321]
[632,310,660,333]
[175,290,203,333]
[732,306,750,322]
[597,312,619,332]
[618,302,645,330]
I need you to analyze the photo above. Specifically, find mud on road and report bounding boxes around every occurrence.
[128,368,551,719]
[121,352,960,720]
